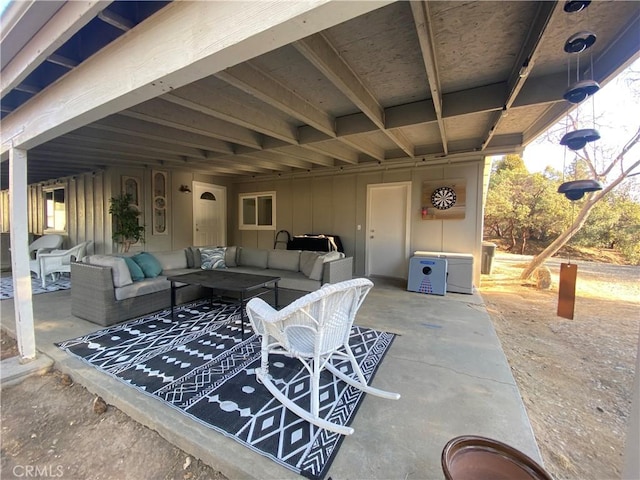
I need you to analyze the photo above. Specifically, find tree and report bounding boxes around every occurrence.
[109,194,145,252]
[485,155,568,253]
[520,64,640,279]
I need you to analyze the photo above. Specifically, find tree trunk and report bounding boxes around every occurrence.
[520,197,596,279]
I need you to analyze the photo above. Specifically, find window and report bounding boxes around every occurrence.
[44,186,66,233]
[239,191,276,230]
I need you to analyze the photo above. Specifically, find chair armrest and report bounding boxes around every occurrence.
[322,257,353,284]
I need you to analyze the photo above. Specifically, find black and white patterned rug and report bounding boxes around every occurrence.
[0,274,71,300]
[56,300,396,480]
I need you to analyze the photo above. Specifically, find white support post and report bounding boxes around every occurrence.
[8,147,36,361]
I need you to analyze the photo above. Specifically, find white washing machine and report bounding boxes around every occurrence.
[413,251,474,294]
[407,256,448,296]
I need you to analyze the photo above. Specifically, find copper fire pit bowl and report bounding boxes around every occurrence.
[441,435,553,480]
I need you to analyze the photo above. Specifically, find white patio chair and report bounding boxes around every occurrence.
[27,234,64,279]
[38,240,92,288]
[246,278,400,435]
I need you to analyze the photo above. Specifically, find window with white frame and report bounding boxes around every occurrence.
[239,191,276,230]
[44,185,67,233]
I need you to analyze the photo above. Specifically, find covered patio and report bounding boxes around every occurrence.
[1,278,540,479]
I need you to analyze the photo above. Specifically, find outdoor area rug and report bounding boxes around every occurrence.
[0,274,71,300]
[56,299,396,480]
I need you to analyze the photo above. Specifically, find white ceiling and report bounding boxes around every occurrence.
[1,1,639,188]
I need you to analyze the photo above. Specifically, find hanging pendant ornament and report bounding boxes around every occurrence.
[557,14,602,201]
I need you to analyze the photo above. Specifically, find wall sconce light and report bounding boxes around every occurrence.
[179,184,192,193]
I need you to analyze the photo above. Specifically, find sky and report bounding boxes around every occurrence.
[523,57,640,175]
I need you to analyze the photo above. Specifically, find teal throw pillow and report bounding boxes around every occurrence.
[123,256,145,282]
[200,247,227,270]
[132,252,163,278]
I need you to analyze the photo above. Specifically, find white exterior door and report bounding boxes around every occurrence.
[366,182,411,278]
[193,182,226,247]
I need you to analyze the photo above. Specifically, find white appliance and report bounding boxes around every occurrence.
[407,256,448,296]
[413,251,474,294]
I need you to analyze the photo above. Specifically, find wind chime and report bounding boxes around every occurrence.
[556,0,603,320]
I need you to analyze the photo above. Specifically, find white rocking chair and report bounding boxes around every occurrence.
[246,278,400,435]
[38,241,92,288]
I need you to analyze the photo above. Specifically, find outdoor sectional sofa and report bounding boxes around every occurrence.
[70,246,353,327]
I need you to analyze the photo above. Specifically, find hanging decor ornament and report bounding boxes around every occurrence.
[557,1,602,201]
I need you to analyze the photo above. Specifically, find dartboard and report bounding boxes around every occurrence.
[431,186,457,210]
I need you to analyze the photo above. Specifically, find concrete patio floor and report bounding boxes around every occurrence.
[1,277,543,479]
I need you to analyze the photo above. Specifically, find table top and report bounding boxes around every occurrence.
[167,269,280,292]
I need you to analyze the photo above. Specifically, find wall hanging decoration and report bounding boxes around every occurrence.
[152,170,168,235]
[121,176,140,208]
[421,179,466,220]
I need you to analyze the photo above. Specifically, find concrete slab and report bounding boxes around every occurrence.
[0,353,53,387]
[0,278,543,479]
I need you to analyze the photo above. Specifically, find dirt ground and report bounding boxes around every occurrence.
[481,253,639,480]
[1,253,638,479]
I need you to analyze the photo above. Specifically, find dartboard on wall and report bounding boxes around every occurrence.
[430,186,457,210]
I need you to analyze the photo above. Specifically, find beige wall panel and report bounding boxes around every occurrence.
[274,178,293,238]
[76,176,86,244]
[84,175,94,247]
[332,174,357,258]
[94,171,105,254]
[311,177,333,234]
[68,177,77,248]
[291,178,313,236]
[171,170,194,250]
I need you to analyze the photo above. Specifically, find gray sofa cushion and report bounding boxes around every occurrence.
[87,255,133,287]
[114,276,170,301]
[268,249,300,272]
[238,247,268,269]
[309,251,344,281]
[300,251,321,277]
[153,250,187,270]
[225,246,238,267]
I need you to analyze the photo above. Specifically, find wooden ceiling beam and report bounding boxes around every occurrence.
[481,1,563,150]
[97,9,134,32]
[2,0,387,156]
[410,1,448,155]
[123,98,263,150]
[163,80,299,145]
[294,33,414,158]
[89,115,235,155]
[62,129,208,159]
[1,1,105,98]
[216,62,336,138]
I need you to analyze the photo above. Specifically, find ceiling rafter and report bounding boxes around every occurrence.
[481,0,563,150]
[62,130,209,160]
[410,0,448,155]
[88,116,235,155]
[216,62,336,138]
[122,99,264,150]
[293,33,415,158]
[97,9,134,32]
[163,81,299,145]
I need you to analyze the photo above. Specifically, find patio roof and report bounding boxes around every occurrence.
[1,1,639,189]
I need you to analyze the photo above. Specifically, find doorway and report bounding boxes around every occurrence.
[193,182,226,247]
[366,182,411,279]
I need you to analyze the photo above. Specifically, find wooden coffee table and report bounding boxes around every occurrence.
[167,270,280,338]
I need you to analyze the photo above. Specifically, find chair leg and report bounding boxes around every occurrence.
[325,344,401,400]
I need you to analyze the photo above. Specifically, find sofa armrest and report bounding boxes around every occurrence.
[322,257,353,284]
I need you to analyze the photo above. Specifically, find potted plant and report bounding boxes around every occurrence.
[109,193,145,252]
